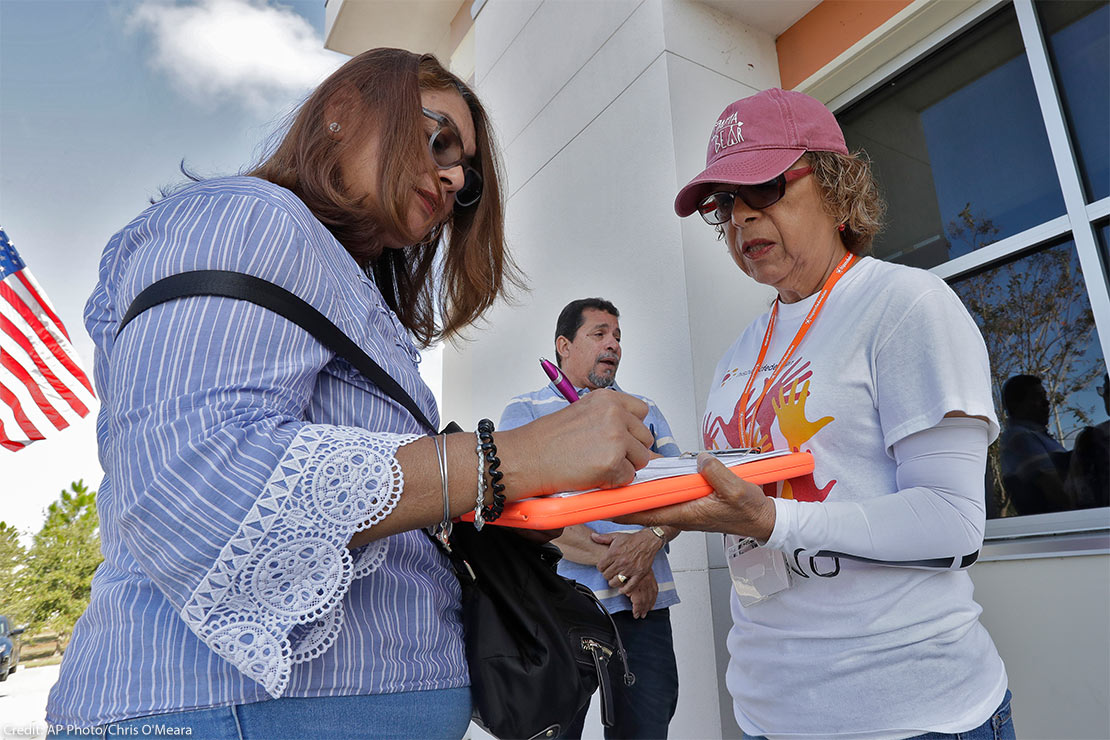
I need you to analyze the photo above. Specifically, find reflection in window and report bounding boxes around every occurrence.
[950,240,1107,518]
[838,5,1065,269]
[1039,0,1110,203]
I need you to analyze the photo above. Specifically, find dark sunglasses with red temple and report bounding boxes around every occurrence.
[421,107,483,208]
[697,166,813,225]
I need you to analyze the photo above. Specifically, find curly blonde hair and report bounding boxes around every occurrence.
[807,150,885,254]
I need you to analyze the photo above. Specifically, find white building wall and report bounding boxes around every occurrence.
[971,555,1110,739]
[444,2,783,738]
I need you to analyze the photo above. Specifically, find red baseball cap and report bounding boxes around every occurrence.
[674,88,848,217]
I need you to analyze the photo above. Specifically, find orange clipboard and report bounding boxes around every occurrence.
[460,451,814,530]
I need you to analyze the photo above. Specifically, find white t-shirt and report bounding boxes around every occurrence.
[704,257,1007,739]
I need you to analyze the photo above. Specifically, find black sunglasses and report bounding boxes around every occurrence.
[422,108,483,208]
[697,166,813,225]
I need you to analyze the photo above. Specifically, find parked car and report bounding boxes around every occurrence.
[0,614,24,680]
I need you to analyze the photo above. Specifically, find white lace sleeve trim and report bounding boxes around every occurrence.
[180,425,423,697]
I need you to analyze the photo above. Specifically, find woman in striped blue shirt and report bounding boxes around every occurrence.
[46,49,655,739]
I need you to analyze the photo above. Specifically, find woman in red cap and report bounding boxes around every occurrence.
[626,88,1015,739]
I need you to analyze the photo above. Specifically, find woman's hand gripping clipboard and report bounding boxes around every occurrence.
[460,449,815,529]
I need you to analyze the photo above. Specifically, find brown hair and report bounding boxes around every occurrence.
[807,150,885,254]
[249,48,520,346]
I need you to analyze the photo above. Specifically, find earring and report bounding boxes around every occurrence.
[837,222,846,232]
[328,122,341,133]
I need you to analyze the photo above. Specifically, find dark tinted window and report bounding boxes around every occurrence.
[838,5,1065,268]
[1039,1,1110,202]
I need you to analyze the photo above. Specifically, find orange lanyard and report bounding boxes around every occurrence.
[736,252,858,448]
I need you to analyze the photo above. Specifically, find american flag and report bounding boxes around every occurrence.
[0,227,96,451]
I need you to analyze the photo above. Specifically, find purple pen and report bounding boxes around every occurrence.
[539,357,580,403]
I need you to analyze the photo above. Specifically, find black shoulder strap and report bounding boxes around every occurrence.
[117,269,436,434]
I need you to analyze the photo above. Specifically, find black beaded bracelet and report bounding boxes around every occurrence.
[476,418,506,522]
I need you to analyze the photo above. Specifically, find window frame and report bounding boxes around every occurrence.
[817,0,1110,559]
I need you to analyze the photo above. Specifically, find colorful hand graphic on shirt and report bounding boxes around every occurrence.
[704,394,742,449]
[704,357,836,502]
[747,361,813,450]
[704,360,815,451]
[781,471,836,502]
[772,378,833,451]
[771,377,836,501]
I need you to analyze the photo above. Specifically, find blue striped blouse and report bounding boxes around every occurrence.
[46,177,467,726]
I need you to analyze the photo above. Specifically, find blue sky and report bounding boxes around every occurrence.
[0,0,349,541]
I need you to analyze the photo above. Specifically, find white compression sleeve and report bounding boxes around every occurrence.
[764,416,990,569]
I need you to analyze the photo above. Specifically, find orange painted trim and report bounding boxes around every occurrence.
[777,0,914,90]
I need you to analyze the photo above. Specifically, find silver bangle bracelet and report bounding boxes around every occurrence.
[430,434,451,542]
[434,434,450,523]
[474,430,487,531]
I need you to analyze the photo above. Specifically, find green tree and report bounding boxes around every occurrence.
[16,481,102,646]
[0,521,27,621]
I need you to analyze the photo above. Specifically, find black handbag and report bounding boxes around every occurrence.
[119,270,634,740]
[439,521,633,739]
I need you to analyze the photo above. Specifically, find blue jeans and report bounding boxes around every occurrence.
[909,690,1015,740]
[562,608,679,740]
[743,690,1015,740]
[48,688,472,739]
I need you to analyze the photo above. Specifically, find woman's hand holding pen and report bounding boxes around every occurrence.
[356,391,651,546]
[355,392,651,547]
[618,453,777,541]
[500,390,655,498]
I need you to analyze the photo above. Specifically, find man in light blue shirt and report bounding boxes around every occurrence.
[500,297,680,739]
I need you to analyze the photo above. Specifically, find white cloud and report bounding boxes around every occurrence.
[129,0,348,113]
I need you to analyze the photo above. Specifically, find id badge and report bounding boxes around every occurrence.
[724,534,792,606]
